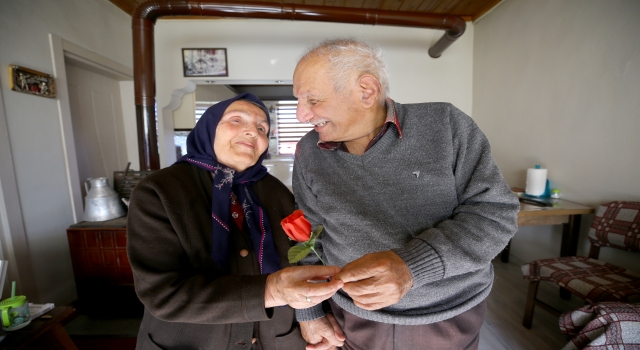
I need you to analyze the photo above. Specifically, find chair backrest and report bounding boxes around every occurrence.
[588,201,640,253]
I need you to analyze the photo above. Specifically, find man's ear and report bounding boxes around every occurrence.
[358,75,381,108]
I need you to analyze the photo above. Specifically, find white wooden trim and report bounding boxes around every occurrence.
[49,34,83,224]
[160,81,197,167]
[62,40,133,80]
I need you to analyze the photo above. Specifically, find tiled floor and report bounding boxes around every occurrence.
[479,257,583,349]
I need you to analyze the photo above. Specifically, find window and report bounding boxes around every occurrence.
[174,101,217,159]
[173,130,190,159]
[195,101,213,124]
[275,101,312,156]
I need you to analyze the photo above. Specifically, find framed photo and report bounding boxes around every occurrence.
[9,65,56,98]
[182,48,228,77]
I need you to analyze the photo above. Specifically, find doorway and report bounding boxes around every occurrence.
[65,62,129,199]
[50,34,137,222]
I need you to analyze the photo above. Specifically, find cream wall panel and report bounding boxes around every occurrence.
[120,81,140,171]
[473,0,640,269]
[173,92,196,129]
[195,85,237,103]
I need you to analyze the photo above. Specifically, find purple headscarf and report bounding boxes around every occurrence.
[176,93,280,274]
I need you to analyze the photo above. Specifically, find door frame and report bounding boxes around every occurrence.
[49,34,133,223]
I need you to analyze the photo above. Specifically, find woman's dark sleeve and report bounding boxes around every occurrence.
[126,176,271,324]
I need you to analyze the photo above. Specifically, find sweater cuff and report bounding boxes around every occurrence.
[393,238,445,287]
[295,304,325,322]
[241,274,272,321]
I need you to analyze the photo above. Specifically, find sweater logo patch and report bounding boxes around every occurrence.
[412,171,420,178]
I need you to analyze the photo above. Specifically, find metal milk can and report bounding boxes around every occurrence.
[82,177,126,222]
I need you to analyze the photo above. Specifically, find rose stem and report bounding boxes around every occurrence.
[310,248,326,266]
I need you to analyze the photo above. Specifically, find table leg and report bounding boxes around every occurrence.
[559,214,582,299]
[27,322,78,350]
[501,239,511,263]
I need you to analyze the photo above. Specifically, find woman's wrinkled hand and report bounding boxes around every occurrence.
[264,265,343,309]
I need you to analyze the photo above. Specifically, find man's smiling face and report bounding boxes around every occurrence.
[293,57,370,145]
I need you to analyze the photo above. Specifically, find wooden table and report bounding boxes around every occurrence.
[502,193,594,299]
[501,195,594,264]
[0,306,77,349]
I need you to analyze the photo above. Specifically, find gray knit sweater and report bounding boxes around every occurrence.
[292,100,519,325]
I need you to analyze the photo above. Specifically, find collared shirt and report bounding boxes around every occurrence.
[317,97,403,152]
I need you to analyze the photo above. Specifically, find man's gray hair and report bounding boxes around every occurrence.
[300,38,389,101]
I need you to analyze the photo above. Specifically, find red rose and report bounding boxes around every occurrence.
[280,210,326,265]
[281,209,312,242]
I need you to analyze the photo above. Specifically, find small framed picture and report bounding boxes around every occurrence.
[9,65,56,98]
[182,48,228,77]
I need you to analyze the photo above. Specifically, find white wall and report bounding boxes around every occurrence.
[195,85,237,103]
[120,81,140,172]
[473,0,640,269]
[0,0,132,304]
[155,19,474,166]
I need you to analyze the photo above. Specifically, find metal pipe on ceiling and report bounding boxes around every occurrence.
[132,0,466,170]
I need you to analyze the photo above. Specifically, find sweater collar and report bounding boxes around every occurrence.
[317,97,402,152]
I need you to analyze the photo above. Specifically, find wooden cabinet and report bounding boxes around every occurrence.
[66,217,143,316]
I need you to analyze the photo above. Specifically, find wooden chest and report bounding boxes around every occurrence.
[66,217,143,316]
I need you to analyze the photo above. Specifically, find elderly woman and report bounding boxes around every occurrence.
[127,93,343,350]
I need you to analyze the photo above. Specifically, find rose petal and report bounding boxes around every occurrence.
[281,209,312,242]
[283,222,308,242]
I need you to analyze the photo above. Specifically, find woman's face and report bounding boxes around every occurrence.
[214,100,270,172]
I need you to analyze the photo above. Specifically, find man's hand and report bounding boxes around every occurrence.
[301,314,345,350]
[265,265,343,309]
[334,251,413,310]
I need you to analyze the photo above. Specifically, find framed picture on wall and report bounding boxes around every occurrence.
[182,48,228,77]
[9,65,56,98]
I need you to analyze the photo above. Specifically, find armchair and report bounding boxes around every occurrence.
[521,201,640,329]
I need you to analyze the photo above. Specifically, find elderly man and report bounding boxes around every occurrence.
[291,38,520,350]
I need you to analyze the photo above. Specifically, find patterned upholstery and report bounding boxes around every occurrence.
[559,302,640,349]
[588,201,640,251]
[521,256,640,303]
[522,201,640,303]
